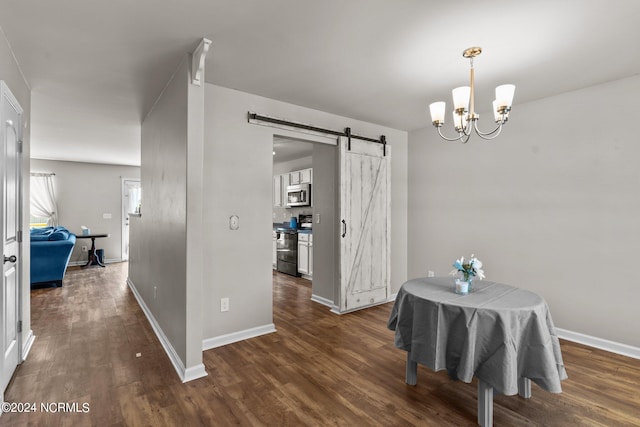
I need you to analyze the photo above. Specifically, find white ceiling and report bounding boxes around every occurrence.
[1,0,639,166]
[273,136,314,164]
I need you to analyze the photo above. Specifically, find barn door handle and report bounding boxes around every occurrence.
[341,220,346,238]
[3,255,17,264]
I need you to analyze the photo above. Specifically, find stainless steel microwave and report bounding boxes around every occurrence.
[287,183,311,207]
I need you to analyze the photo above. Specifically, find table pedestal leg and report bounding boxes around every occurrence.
[83,237,96,267]
[83,237,105,268]
[405,352,417,386]
[478,379,493,427]
[518,377,532,398]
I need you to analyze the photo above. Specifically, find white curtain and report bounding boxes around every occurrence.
[30,173,59,226]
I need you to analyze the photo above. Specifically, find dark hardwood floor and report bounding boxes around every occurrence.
[2,263,639,426]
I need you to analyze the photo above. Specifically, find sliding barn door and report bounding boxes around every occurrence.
[339,136,390,312]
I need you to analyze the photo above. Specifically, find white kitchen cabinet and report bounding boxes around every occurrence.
[289,171,300,185]
[280,173,290,207]
[298,241,309,275]
[300,168,312,184]
[288,168,312,186]
[281,172,290,189]
[273,175,282,207]
[273,173,291,207]
[298,233,312,278]
[308,233,313,276]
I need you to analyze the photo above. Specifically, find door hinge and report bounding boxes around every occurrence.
[17,230,22,243]
[17,320,22,333]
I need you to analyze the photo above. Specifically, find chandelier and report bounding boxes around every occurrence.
[429,47,515,143]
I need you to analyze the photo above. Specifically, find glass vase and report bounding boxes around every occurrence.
[455,279,469,295]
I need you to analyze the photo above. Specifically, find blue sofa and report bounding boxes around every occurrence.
[30,226,76,287]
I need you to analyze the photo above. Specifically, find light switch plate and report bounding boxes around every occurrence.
[229,215,239,230]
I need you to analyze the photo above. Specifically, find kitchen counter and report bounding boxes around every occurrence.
[272,223,312,233]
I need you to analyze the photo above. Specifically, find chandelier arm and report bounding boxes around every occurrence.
[436,126,467,142]
[473,121,504,140]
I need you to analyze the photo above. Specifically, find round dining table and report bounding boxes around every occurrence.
[388,276,568,426]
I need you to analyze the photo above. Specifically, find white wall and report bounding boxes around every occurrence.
[1,24,32,361]
[129,54,204,378]
[203,84,408,340]
[408,75,640,348]
[30,159,140,263]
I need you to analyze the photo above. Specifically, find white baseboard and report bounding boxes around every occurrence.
[310,294,333,308]
[183,364,208,382]
[202,324,276,351]
[127,278,208,382]
[556,328,640,360]
[22,329,35,361]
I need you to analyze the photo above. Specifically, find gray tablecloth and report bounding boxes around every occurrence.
[388,277,568,395]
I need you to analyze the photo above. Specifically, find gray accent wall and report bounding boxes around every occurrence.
[129,54,204,373]
[408,74,640,348]
[203,83,408,341]
[30,159,140,264]
[311,143,338,302]
[1,24,32,358]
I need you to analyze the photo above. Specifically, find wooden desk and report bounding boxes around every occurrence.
[76,233,110,267]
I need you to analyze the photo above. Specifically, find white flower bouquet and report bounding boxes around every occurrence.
[450,254,485,282]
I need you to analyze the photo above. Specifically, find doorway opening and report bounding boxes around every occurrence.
[121,178,141,261]
[272,134,338,308]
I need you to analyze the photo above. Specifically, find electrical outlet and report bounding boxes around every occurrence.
[315,213,321,224]
[428,270,435,277]
[81,246,88,252]
[220,297,229,312]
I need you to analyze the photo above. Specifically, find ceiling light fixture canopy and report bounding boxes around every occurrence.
[429,47,515,143]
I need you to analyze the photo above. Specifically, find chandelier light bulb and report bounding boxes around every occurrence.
[429,102,446,124]
[495,84,516,109]
[452,86,470,111]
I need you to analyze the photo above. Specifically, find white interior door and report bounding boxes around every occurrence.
[1,81,23,392]
[339,136,390,312]
[121,179,141,261]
